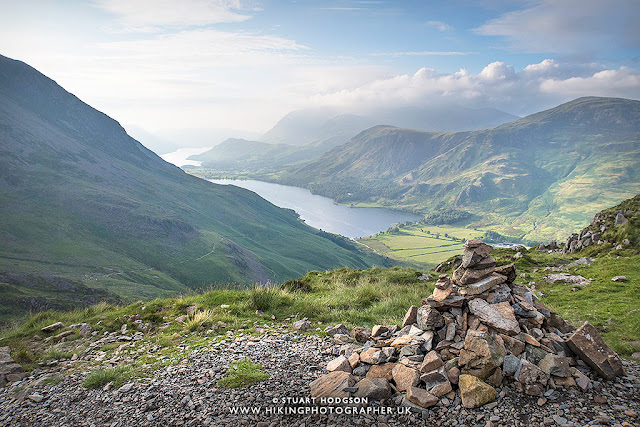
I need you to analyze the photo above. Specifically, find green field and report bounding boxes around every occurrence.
[358,224,485,266]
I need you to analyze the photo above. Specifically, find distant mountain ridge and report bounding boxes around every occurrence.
[259,106,519,147]
[0,54,389,320]
[274,97,640,241]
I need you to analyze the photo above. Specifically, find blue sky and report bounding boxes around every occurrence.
[1,0,639,143]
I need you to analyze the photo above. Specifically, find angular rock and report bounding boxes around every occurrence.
[360,348,386,365]
[421,366,452,397]
[310,371,355,398]
[419,350,443,373]
[458,374,496,409]
[347,352,360,369]
[402,305,418,328]
[459,330,505,379]
[566,321,624,380]
[467,299,520,335]
[406,386,438,408]
[366,363,398,381]
[486,366,503,388]
[500,334,525,356]
[327,355,352,373]
[41,322,64,333]
[416,305,444,331]
[398,344,422,358]
[494,263,517,283]
[424,295,465,309]
[351,327,372,343]
[454,266,496,286]
[325,324,349,336]
[432,286,453,302]
[515,359,549,396]
[390,335,422,349]
[434,275,451,289]
[538,354,570,378]
[391,364,420,392]
[352,377,392,400]
[371,325,389,338]
[525,344,550,365]
[615,213,628,226]
[458,273,507,295]
[502,354,521,377]
[292,318,311,332]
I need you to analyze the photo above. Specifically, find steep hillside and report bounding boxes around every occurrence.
[0,55,390,321]
[276,97,640,241]
[189,138,331,170]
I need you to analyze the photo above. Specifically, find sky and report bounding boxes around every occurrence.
[1,0,639,146]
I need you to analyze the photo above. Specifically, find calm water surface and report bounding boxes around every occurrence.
[211,179,420,238]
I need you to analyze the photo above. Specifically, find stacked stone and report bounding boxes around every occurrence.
[311,240,624,411]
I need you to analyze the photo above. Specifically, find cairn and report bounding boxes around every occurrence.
[311,240,624,410]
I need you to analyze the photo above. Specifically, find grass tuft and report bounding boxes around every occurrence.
[82,366,132,389]
[217,358,270,388]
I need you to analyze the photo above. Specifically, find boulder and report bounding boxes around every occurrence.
[459,330,505,379]
[419,350,443,373]
[310,371,355,398]
[292,318,311,332]
[566,321,624,380]
[352,377,392,400]
[391,364,420,392]
[360,348,386,365]
[458,374,496,409]
[416,305,444,331]
[406,386,438,408]
[348,353,360,369]
[327,355,352,373]
[325,324,349,336]
[611,276,627,282]
[366,363,398,381]
[467,299,520,335]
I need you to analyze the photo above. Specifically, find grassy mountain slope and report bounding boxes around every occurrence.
[189,138,332,170]
[275,97,640,242]
[0,54,391,321]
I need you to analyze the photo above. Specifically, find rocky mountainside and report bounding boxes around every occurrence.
[561,194,639,255]
[276,97,640,242]
[0,54,389,321]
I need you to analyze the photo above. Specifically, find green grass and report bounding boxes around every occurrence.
[83,366,132,389]
[358,224,484,265]
[218,358,270,388]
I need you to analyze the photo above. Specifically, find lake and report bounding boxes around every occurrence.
[210,179,420,238]
[160,146,212,167]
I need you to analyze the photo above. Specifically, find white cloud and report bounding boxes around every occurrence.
[426,20,453,32]
[476,0,640,53]
[93,0,253,28]
[308,59,640,116]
